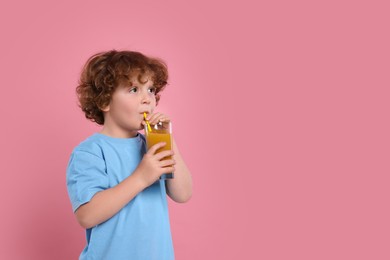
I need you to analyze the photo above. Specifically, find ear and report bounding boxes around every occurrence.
[99,103,110,112]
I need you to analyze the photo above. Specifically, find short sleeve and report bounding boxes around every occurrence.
[66,149,109,213]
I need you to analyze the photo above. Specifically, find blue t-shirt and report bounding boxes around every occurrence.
[66,132,174,260]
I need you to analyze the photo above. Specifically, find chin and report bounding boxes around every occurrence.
[123,124,142,133]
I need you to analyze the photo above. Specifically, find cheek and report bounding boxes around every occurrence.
[113,100,137,117]
[123,105,138,117]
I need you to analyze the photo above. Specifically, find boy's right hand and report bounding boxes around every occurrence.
[135,142,175,187]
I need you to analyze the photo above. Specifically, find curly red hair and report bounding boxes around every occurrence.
[76,50,169,125]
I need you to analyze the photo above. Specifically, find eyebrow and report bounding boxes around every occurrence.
[128,84,155,88]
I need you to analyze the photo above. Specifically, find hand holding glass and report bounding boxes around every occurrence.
[144,117,174,179]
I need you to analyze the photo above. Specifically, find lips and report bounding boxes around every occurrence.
[140,112,150,121]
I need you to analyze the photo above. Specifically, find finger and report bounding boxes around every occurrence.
[155,150,174,160]
[161,166,175,174]
[159,116,170,123]
[155,114,169,123]
[148,112,162,125]
[151,113,170,125]
[147,142,167,155]
[160,159,176,167]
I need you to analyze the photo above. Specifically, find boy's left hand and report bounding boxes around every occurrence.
[142,112,171,126]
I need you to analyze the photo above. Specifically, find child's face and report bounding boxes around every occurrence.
[102,74,157,135]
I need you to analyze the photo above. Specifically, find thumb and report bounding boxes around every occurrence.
[148,142,166,155]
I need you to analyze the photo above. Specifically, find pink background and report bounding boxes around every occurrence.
[0,0,389,259]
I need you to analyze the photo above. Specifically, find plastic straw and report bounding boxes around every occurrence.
[143,112,152,132]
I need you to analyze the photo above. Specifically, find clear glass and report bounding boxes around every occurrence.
[144,121,174,179]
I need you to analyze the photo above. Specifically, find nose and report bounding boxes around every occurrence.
[141,90,151,104]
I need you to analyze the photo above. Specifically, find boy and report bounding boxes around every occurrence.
[66,50,192,259]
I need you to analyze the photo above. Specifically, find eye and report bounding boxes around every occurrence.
[129,87,138,93]
[148,87,157,94]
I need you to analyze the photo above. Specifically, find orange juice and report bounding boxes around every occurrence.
[145,130,172,160]
[144,120,174,179]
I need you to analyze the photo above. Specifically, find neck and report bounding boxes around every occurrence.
[99,125,139,138]
[99,128,138,138]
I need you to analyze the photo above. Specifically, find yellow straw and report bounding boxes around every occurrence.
[143,112,152,132]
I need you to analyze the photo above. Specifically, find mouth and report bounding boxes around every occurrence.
[140,111,152,119]
[140,112,150,122]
